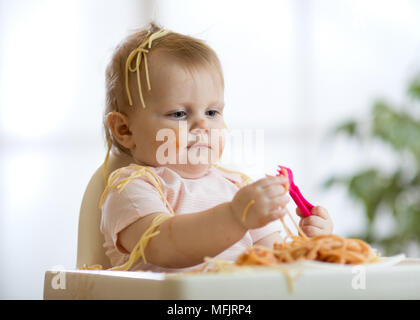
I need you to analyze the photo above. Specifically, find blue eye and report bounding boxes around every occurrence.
[206,110,219,117]
[169,111,187,119]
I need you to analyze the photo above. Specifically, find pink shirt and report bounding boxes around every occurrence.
[100,164,282,273]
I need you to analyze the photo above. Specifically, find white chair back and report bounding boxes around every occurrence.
[76,152,133,269]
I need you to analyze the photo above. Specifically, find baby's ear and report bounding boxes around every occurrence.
[107,112,135,149]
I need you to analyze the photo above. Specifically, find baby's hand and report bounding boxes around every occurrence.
[297,206,333,237]
[230,175,290,230]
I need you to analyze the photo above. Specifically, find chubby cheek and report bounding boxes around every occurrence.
[203,130,225,163]
[174,132,183,153]
[143,135,163,163]
[153,127,187,162]
[174,125,188,152]
[137,124,169,161]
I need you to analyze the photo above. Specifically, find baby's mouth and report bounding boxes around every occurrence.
[187,142,211,149]
[187,135,211,149]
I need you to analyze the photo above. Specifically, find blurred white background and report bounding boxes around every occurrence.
[1,0,420,299]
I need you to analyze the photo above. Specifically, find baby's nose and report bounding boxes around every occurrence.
[190,119,209,134]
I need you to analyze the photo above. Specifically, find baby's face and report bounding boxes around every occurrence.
[127,53,225,178]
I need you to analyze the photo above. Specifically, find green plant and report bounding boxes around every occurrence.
[324,74,420,256]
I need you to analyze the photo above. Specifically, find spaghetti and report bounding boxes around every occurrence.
[241,200,256,222]
[212,163,253,188]
[234,210,379,267]
[81,164,176,271]
[110,213,173,270]
[125,28,171,108]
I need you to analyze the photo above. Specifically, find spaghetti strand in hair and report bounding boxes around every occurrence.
[125,28,171,108]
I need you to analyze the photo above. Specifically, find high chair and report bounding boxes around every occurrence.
[76,151,133,270]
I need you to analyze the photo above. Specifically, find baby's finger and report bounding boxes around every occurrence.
[270,195,290,210]
[261,180,288,191]
[301,225,323,238]
[261,174,289,186]
[301,215,326,229]
[270,207,287,219]
[299,217,304,229]
[264,184,286,197]
[311,206,329,219]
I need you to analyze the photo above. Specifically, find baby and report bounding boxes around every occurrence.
[100,23,333,272]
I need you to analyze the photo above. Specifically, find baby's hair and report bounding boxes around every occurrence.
[103,22,224,157]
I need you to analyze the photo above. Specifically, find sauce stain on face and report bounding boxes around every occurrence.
[198,119,207,128]
[218,142,224,160]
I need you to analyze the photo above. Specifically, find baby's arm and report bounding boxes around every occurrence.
[119,202,245,268]
[118,175,289,268]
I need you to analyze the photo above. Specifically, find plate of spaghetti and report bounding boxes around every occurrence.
[201,209,406,274]
[232,240,405,271]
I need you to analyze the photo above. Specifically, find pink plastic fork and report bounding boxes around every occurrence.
[276,165,314,217]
